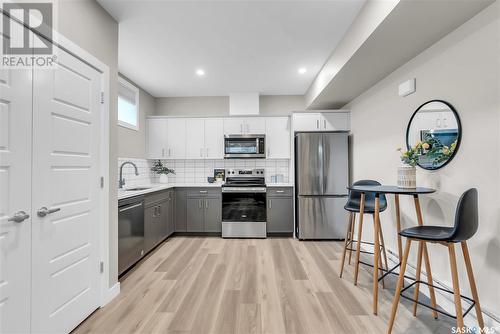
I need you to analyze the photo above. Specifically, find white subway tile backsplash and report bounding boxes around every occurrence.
[118,157,290,186]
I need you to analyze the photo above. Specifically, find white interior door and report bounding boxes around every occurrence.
[185,118,205,159]
[0,67,33,333]
[31,46,102,333]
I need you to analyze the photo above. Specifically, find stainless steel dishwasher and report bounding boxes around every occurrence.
[118,195,145,276]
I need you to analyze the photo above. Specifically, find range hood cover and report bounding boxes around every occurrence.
[229,93,259,115]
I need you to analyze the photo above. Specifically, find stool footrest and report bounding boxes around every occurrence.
[400,280,476,320]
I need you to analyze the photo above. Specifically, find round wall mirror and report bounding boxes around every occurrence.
[406,100,461,170]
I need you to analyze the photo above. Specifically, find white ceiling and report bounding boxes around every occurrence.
[97,0,365,97]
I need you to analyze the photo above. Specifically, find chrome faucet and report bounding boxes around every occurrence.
[119,161,139,188]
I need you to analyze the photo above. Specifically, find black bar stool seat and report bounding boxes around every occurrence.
[399,226,454,241]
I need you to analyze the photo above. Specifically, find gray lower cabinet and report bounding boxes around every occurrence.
[186,197,205,232]
[180,188,222,234]
[144,189,174,253]
[204,197,222,233]
[267,187,294,235]
[175,188,187,232]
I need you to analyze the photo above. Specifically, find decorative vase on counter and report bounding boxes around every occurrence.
[159,174,169,184]
[397,165,416,188]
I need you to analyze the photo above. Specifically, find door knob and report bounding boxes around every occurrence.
[37,206,61,217]
[7,211,30,223]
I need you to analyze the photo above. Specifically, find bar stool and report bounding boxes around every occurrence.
[339,180,389,286]
[387,188,484,333]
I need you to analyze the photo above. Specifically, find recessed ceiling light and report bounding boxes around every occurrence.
[298,67,307,74]
[196,69,205,76]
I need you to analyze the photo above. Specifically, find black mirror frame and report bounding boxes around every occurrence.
[406,99,462,170]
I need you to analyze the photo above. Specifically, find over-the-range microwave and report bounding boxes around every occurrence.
[224,134,265,159]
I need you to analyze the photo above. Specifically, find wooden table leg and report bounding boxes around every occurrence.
[414,195,438,319]
[353,193,365,286]
[461,241,485,329]
[395,194,403,261]
[373,194,381,315]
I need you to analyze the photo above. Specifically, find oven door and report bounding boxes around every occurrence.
[222,191,266,222]
[224,136,265,158]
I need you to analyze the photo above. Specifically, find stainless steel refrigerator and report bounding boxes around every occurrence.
[295,132,349,239]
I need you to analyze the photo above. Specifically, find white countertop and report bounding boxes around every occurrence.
[118,183,222,200]
[118,182,294,200]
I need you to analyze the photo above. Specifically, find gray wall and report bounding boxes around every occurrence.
[118,74,155,159]
[58,0,119,289]
[155,95,305,116]
[345,2,499,320]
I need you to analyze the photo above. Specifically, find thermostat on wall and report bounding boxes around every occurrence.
[399,78,416,97]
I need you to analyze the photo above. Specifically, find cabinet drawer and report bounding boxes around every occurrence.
[144,189,172,207]
[186,188,221,198]
[267,187,293,197]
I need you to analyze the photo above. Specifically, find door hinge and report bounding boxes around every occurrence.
[100,92,105,104]
[100,176,104,188]
[99,261,104,273]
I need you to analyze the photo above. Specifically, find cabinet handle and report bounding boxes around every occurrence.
[158,205,161,215]
[269,199,272,209]
[168,148,171,157]
[198,199,202,209]
[324,119,326,129]
[199,190,208,193]
[205,199,208,209]
[161,148,165,157]
[200,148,203,158]
[240,124,243,133]
[154,206,157,217]
[276,190,284,193]
[206,148,209,157]
[316,119,319,129]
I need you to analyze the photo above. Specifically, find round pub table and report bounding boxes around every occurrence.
[346,185,437,316]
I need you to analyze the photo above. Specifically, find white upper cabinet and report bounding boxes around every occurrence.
[166,118,186,159]
[292,111,350,132]
[185,118,205,159]
[265,117,290,159]
[223,117,265,134]
[292,113,322,131]
[244,117,265,134]
[204,118,224,159]
[321,112,350,131]
[223,118,244,134]
[147,118,168,159]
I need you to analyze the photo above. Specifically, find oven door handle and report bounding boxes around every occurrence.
[222,187,267,193]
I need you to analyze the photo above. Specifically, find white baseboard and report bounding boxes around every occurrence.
[359,243,500,329]
[101,282,120,307]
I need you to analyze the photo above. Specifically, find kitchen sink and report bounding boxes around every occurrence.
[124,187,152,191]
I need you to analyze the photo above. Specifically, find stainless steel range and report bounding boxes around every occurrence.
[221,169,266,238]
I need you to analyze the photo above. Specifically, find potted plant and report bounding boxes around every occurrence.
[150,160,175,184]
[397,142,425,188]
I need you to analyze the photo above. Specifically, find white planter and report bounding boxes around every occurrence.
[397,165,416,188]
[159,174,169,184]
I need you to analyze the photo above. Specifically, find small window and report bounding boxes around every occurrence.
[118,77,139,130]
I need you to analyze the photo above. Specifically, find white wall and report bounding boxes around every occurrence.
[345,2,499,322]
[118,74,155,159]
[58,0,119,288]
[155,95,305,116]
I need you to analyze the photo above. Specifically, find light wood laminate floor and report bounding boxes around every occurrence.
[74,237,454,334]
